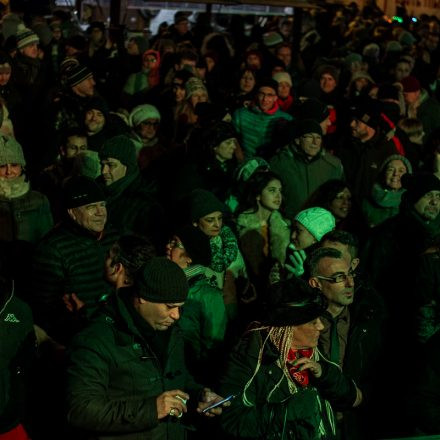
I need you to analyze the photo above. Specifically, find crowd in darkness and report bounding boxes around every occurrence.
[3,1,440,439]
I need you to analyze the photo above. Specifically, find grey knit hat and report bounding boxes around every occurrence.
[0,135,25,166]
[380,154,413,175]
[136,257,189,303]
[295,207,336,241]
[16,25,39,49]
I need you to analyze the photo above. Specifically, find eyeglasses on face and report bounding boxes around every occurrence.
[316,269,357,284]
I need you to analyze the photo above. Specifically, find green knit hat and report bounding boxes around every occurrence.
[136,257,189,303]
[0,135,26,167]
[99,135,138,175]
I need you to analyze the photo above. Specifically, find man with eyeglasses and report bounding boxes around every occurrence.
[232,78,292,159]
[307,245,384,440]
[271,118,344,217]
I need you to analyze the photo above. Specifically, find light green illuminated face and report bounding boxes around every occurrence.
[414,191,440,221]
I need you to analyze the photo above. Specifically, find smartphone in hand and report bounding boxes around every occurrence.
[202,394,236,413]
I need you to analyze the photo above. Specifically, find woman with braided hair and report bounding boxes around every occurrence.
[220,277,362,440]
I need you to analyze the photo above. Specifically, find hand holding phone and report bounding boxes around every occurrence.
[202,394,236,413]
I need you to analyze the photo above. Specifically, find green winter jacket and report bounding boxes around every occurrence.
[270,143,344,218]
[66,288,203,440]
[232,104,292,159]
[220,330,358,440]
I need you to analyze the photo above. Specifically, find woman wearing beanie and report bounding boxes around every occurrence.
[270,207,335,282]
[236,171,290,295]
[174,77,209,144]
[122,49,161,109]
[0,135,53,243]
[189,189,248,302]
[273,71,294,113]
[362,154,412,228]
[220,278,362,439]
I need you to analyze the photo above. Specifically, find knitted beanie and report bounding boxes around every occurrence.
[297,119,323,137]
[206,121,237,150]
[385,40,402,53]
[257,78,279,94]
[190,189,227,222]
[185,77,207,99]
[401,173,440,207]
[85,96,109,118]
[380,154,413,175]
[66,65,93,88]
[16,25,39,49]
[299,98,329,123]
[273,71,292,87]
[136,257,189,303]
[63,175,106,209]
[264,278,328,327]
[235,157,270,183]
[401,76,420,93]
[350,97,382,129]
[263,31,283,48]
[399,31,416,46]
[0,135,26,166]
[377,83,400,101]
[99,135,138,175]
[295,207,336,241]
[130,104,161,127]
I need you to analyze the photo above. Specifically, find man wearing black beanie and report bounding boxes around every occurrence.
[98,135,166,250]
[66,257,227,439]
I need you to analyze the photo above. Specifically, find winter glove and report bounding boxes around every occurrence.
[285,243,307,277]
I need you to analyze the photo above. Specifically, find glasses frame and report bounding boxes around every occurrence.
[316,269,357,284]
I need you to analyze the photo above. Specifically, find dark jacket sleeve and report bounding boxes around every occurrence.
[313,360,358,411]
[219,333,280,439]
[66,325,159,433]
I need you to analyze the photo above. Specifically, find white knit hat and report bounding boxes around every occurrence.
[129,104,161,127]
[295,207,335,241]
[273,71,292,87]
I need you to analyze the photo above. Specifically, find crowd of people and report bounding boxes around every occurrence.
[2,1,440,439]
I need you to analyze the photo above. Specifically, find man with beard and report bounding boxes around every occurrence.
[336,97,398,204]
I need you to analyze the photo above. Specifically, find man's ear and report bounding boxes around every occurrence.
[67,208,76,221]
[309,277,321,290]
[193,222,198,228]
[351,257,360,271]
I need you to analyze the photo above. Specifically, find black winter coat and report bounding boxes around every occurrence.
[66,288,202,440]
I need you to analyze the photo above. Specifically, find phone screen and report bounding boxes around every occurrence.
[202,394,236,413]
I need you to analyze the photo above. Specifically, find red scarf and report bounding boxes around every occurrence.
[286,348,314,387]
[277,95,294,112]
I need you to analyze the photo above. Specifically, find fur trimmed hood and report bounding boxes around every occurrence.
[237,210,291,264]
